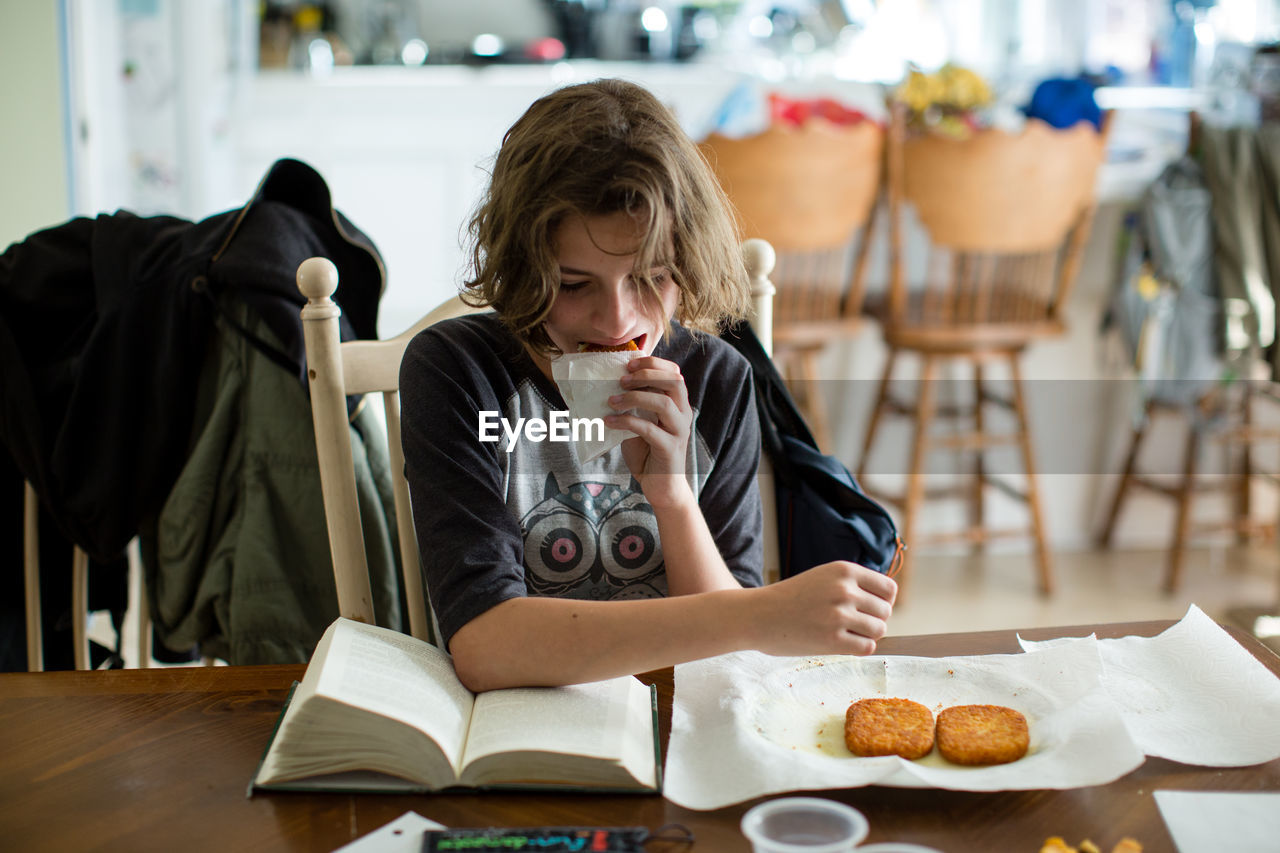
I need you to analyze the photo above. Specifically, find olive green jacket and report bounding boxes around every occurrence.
[139,303,403,664]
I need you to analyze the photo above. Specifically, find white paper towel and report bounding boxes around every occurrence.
[664,606,1280,810]
[1019,604,1280,766]
[664,640,1142,810]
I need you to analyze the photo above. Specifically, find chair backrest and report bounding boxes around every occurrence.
[742,239,780,584]
[299,243,780,641]
[298,258,485,642]
[885,103,1110,333]
[701,121,884,328]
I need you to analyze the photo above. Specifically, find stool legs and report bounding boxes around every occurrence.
[1097,404,1151,549]
[1166,422,1201,594]
[856,348,897,486]
[971,363,986,557]
[791,348,830,452]
[1236,387,1253,544]
[898,354,939,602]
[776,346,832,452]
[1008,354,1053,595]
[856,348,1053,599]
[1096,392,1271,594]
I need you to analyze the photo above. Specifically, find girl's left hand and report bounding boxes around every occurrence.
[605,355,693,508]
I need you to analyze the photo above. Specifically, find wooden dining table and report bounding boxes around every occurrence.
[2,618,1278,853]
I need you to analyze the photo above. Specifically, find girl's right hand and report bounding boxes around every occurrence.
[751,562,897,657]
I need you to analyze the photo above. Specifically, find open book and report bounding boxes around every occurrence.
[251,618,659,794]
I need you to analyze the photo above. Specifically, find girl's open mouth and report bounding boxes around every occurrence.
[577,334,644,353]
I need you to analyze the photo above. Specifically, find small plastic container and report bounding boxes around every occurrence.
[739,797,870,852]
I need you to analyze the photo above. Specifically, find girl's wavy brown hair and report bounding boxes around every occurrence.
[462,78,751,355]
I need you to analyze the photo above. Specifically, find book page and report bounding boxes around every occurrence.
[459,675,655,786]
[311,619,475,773]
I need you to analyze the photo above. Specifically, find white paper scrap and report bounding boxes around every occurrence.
[1154,791,1280,853]
[663,640,1142,811]
[1020,604,1280,766]
[334,811,445,853]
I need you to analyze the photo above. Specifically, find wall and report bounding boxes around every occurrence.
[0,0,70,248]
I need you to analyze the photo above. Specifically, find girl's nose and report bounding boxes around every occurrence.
[594,282,637,336]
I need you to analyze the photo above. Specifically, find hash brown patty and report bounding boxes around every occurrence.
[935,704,1029,765]
[844,697,935,759]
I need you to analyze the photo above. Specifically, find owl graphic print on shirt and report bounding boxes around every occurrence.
[521,473,667,599]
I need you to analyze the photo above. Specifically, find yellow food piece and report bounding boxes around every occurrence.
[1039,837,1143,853]
[577,340,638,353]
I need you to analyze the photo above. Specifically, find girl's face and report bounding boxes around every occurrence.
[540,211,678,359]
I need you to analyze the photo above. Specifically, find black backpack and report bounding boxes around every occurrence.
[721,321,904,579]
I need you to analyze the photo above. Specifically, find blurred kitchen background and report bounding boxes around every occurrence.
[5,1,1280,642]
[11,1,1277,333]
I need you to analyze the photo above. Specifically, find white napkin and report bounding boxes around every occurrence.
[1154,791,1280,853]
[333,811,445,852]
[551,352,639,463]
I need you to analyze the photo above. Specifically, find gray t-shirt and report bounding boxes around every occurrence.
[400,312,763,647]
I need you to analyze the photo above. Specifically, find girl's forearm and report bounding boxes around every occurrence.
[649,493,744,595]
[448,590,758,691]
[447,561,896,692]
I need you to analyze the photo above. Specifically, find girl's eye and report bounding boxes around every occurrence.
[558,280,589,293]
[636,269,669,286]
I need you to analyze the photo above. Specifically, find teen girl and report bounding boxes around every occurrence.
[401,79,896,691]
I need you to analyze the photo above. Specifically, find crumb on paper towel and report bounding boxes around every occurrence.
[1039,837,1142,853]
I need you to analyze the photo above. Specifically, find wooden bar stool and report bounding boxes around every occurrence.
[700,117,884,450]
[1097,112,1280,592]
[1098,379,1280,592]
[857,104,1110,599]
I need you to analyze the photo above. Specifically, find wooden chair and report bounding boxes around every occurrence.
[297,240,780,637]
[701,120,884,449]
[23,485,151,671]
[857,104,1110,598]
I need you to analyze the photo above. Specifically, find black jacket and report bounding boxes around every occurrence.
[0,158,385,563]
